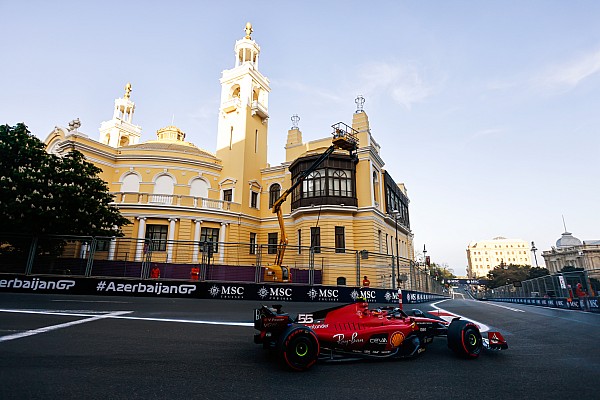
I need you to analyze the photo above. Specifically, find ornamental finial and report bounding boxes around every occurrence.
[124,82,132,100]
[355,95,365,113]
[291,114,300,130]
[244,22,253,39]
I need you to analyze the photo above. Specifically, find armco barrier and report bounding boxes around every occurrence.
[0,274,446,305]
[489,296,599,313]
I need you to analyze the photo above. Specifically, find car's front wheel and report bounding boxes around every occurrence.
[447,319,483,359]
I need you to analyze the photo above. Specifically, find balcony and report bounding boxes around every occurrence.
[251,100,268,120]
[112,192,240,212]
[222,97,241,113]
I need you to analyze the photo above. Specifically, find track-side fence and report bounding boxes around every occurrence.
[0,234,445,293]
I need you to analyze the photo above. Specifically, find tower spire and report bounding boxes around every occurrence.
[98,83,142,148]
[244,22,253,39]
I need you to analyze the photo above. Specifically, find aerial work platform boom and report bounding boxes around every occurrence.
[264,122,358,282]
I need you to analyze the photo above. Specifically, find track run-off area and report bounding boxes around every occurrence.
[1,293,599,400]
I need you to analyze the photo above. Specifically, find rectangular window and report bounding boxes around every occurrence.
[96,239,111,252]
[385,233,389,254]
[223,189,232,202]
[310,227,320,253]
[250,191,258,208]
[298,229,302,254]
[335,226,345,253]
[146,225,168,251]
[200,227,220,253]
[249,232,257,255]
[268,233,278,254]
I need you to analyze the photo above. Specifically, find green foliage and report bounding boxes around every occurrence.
[560,265,584,273]
[485,264,550,288]
[0,123,130,237]
[528,267,550,279]
[429,262,455,285]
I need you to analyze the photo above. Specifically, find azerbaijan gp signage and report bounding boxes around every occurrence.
[0,274,446,304]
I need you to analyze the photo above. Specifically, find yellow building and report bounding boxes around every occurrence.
[44,24,414,286]
[466,236,532,278]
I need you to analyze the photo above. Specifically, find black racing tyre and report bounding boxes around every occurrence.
[447,319,483,359]
[278,326,320,371]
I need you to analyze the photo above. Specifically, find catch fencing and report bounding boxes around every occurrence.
[481,270,598,299]
[0,233,444,293]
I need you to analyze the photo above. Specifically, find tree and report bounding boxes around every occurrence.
[528,267,550,279]
[486,264,531,289]
[429,262,456,285]
[0,123,130,237]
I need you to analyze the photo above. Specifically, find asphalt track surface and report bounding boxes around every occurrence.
[1,293,599,400]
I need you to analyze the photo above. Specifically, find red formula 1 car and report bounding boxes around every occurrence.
[254,298,508,371]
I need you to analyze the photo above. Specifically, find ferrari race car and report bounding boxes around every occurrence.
[254,298,508,371]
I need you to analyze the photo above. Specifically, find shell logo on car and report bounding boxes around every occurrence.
[390,331,405,347]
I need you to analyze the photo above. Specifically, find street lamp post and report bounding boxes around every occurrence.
[531,241,539,268]
[393,210,400,290]
[423,244,428,292]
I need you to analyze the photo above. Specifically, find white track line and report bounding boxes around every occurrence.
[0,309,253,328]
[0,310,131,342]
[429,299,490,332]
[480,302,525,313]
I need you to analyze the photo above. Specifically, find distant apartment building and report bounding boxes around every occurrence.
[466,237,532,278]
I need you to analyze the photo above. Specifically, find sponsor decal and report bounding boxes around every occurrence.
[333,332,364,345]
[0,277,75,291]
[369,337,388,344]
[96,280,196,296]
[208,285,244,299]
[350,289,376,302]
[308,288,339,302]
[262,316,288,328]
[307,324,329,330]
[257,286,293,301]
[390,331,405,347]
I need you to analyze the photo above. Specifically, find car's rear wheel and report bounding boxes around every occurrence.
[447,319,483,359]
[278,326,319,371]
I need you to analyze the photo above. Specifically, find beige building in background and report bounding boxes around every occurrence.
[43,24,414,286]
[466,237,532,278]
[542,231,600,279]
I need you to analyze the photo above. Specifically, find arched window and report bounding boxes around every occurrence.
[303,170,325,198]
[269,184,281,209]
[329,170,352,197]
[190,178,209,199]
[119,136,129,147]
[152,175,174,204]
[231,85,240,98]
[121,173,140,193]
[373,171,379,203]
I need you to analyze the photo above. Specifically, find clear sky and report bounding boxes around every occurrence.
[1,1,599,276]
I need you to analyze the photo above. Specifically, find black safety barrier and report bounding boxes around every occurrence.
[488,296,599,313]
[0,274,446,304]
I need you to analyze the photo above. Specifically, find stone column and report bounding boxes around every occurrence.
[108,237,116,261]
[167,218,177,262]
[219,222,228,263]
[135,217,146,261]
[192,219,202,263]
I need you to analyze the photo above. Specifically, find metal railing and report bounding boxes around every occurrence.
[111,192,240,212]
[0,233,444,293]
